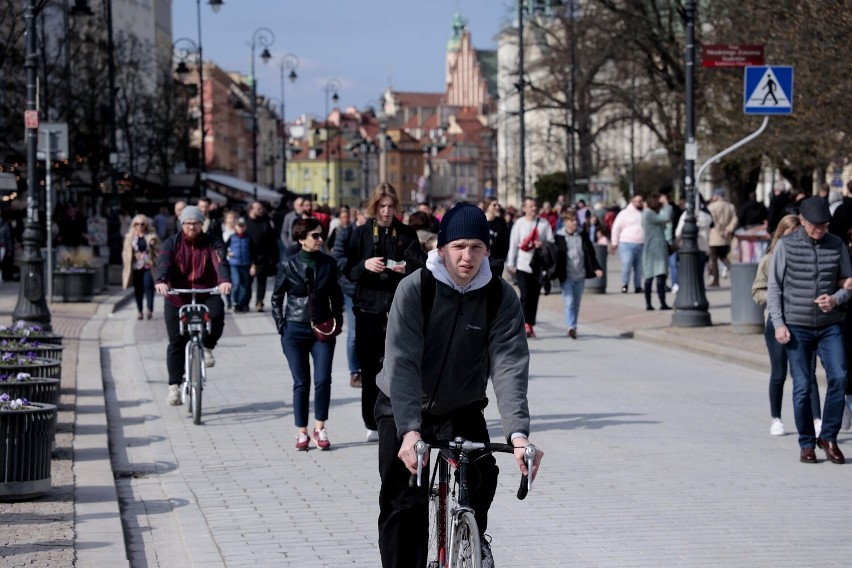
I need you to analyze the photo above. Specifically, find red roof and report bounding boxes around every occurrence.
[395,91,445,108]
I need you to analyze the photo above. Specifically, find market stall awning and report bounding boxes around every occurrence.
[204,172,282,207]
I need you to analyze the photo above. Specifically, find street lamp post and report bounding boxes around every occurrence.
[173,37,205,198]
[13,0,51,328]
[250,27,275,202]
[279,54,298,193]
[323,79,341,205]
[517,0,527,202]
[672,0,711,327]
[192,0,224,198]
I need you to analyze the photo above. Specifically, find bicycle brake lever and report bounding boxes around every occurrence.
[525,444,536,492]
[408,440,428,488]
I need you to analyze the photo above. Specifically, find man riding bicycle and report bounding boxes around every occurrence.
[155,206,232,406]
[376,203,544,568]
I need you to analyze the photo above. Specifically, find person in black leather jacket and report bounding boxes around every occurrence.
[343,183,425,442]
[271,217,344,451]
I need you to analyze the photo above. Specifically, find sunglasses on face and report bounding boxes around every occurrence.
[307,232,323,240]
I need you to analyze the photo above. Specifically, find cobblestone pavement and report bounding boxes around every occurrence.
[5,258,852,567]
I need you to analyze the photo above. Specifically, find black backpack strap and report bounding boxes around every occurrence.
[485,274,503,333]
[420,267,437,330]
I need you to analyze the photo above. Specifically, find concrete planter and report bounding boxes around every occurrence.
[0,402,57,500]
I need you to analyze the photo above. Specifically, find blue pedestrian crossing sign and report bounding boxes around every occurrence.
[744,66,794,115]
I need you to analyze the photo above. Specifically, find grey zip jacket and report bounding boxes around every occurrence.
[377,249,531,442]
[767,226,852,329]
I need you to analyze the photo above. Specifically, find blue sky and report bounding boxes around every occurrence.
[172,0,516,121]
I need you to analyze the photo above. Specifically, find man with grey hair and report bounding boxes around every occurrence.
[768,197,852,464]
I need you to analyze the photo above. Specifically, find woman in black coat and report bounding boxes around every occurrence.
[271,217,343,451]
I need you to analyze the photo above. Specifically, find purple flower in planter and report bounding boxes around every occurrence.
[26,352,36,362]
[0,393,8,402]
[15,373,31,381]
[2,352,14,363]
[0,374,8,382]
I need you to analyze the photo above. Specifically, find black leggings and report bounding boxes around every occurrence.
[644,274,668,308]
[516,270,541,325]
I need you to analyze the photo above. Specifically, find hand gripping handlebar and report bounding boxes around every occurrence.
[409,439,537,500]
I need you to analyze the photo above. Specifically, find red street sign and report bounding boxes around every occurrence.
[702,44,764,68]
[24,110,38,129]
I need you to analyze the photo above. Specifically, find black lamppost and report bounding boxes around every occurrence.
[279,54,298,193]
[323,79,341,204]
[672,0,711,327]
[189,0,224,197]
[250,27,275,202]
[13,0,51,328]
[516,0,527,202]
[173,37,206,198]
[70,0,117,210]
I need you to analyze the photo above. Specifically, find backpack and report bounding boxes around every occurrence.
[420,268,503,334]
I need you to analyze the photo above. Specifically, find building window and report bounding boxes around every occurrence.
[344,169,355,181]
[303,169,310,180]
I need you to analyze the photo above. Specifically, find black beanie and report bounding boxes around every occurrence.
[437,203,491,249]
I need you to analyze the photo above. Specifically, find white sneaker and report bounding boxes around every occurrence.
[204,348,215,368]
[671,283,679,294]
[721,265,729,279]
[843,406,852,431]
[770,418,784,436]
[167,384,181,406]
[366,429,380,443]
[814,418,822,438]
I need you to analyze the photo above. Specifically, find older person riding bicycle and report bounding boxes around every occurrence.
[155,205,232,406]
[376,203,544,568]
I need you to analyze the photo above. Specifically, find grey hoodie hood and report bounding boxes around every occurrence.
[425,248,492,293]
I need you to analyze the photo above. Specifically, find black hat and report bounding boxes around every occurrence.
[437,203,491,249]
[799,196,831,224]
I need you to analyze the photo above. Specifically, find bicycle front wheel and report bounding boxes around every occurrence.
[190,343,203,425]
[449,511,481,568]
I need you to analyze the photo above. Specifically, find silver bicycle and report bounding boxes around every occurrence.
[168,287,218,425]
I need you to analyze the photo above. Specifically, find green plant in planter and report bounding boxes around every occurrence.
[56,246,95,273]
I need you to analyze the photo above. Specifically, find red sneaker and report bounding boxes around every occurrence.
[295,431,310,451]
[313,428,331,450]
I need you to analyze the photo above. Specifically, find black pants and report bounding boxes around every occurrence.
[377,395,498,568]
[164,296,225,385]
[516,269,541,325]
[643,274,668,308]
[132,268,154,313]
[248,263,268,307]
[355,309,387,431]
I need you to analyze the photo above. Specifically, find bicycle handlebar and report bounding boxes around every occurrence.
[409,437,537,500]
[167,287,220,295]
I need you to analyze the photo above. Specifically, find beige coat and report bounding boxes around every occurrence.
[708,200,737,247]
[121,229,160,289]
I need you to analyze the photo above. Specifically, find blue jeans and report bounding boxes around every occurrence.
[281,322,335,428]
[764,318,820,420]
[785,323,847,448]
[668,252,678,286]
[231,265,250,308]
[560,277,586,330]
[618,242,643,289]
[344,295,360,375]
